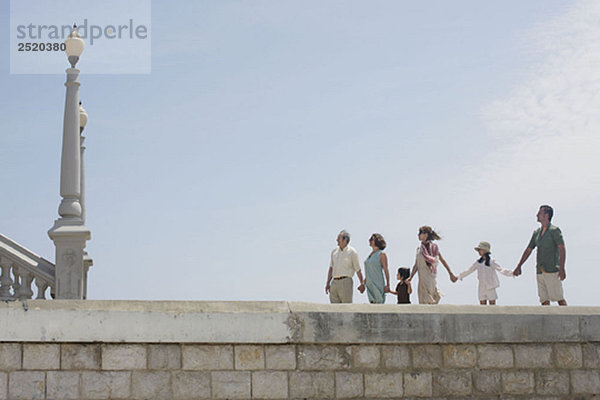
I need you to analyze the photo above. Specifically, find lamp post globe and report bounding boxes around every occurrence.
[65,24,84,68]
[79,102,88,133]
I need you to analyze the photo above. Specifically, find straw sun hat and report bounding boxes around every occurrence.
[474,241,491,253]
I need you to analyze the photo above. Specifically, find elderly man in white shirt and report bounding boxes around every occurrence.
[325,230,365,303]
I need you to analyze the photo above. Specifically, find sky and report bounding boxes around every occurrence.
[1,0,599,305]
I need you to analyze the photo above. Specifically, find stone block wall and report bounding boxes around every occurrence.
[1,342,600,399]
[1,301,600,399]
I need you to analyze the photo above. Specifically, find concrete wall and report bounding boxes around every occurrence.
[1,301,599,399]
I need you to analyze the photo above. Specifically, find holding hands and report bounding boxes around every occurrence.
[357,282,365,294]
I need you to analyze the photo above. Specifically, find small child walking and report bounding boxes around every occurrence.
[389,267,412,304]
[456,241,513,305]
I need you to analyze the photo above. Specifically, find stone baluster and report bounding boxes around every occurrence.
[16,270,34,300]
[0,257,14,299]
[83,255,93,300]
[12,267,21,297]
[35,279,49,299]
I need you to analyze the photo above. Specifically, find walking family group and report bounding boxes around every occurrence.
[324,205,567,306]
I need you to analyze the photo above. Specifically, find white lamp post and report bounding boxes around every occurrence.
[79,101,93,300]
[48,25,91,299]
[79,102,88,222]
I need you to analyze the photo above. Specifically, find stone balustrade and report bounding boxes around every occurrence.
[0,234,55,301]
[1,301,599,399]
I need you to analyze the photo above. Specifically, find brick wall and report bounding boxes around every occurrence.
[2,342,600,399]
[2,301,600,399]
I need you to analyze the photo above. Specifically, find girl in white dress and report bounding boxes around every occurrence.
[456,241,513,305]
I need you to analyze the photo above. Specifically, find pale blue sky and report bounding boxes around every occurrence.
[2,1,599,305]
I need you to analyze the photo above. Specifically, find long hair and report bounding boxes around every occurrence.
[478,252,491,266]
[418,226,441,241]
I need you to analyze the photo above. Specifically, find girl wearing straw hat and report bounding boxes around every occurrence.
[456,241,513,305]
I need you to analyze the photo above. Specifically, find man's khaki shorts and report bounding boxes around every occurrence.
[536,272,564,302]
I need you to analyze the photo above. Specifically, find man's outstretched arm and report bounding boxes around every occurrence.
[513,247,533,276]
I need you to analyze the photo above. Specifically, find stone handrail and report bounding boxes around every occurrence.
[0,233,55,300]
[1,300,598,343]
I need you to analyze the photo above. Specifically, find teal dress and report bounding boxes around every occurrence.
[364,250,385,304]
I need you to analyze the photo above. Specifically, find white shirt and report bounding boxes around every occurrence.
[330,245,360,278]
[458,258,513,290]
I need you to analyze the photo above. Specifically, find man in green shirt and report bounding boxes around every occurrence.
[513,205,567,306]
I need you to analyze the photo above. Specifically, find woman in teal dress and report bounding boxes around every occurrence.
[361,233,391,304]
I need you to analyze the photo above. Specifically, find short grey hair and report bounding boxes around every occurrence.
[339,230,351,243]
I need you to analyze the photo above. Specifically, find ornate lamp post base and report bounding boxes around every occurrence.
[48,219,90,299]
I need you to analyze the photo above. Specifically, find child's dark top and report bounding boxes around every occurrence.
[396,282,410,304]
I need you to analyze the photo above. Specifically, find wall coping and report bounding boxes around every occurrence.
[1,300,599,343]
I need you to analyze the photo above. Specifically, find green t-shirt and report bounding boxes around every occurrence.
[527,224,564,274]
